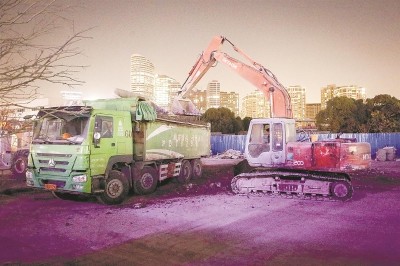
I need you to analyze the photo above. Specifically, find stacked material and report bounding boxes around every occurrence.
[376,147,397,161]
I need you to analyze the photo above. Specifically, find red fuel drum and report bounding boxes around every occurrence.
[286,139,371,171]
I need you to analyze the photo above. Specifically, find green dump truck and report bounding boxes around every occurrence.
[25,97,211,204]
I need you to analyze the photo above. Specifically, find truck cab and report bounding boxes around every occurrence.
[26,106,134,195]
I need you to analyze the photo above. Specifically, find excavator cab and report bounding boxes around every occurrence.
[245,118,296,167]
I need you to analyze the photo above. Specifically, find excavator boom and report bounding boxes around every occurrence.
[172,36,292,118]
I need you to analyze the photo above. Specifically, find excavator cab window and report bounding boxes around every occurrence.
[272,123,283,151]
[263,124,270,144]
[248,123,270,157]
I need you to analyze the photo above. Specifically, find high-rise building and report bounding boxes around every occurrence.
[168,80,181,101]
[187,89,207,113]
[220,91,240,117]
[321,84,336,109]
[154,75,180,110]
[335,85,366,101]
[321,84,366,109]
[241,90,270,118]
[130,54,155,100]
[305,103,321,120]
[206,80,220,109]
[287,85,306,120]
[187,88,239,115]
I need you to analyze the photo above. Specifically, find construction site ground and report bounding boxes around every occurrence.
[1,160,400,265]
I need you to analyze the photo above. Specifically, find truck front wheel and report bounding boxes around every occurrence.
[11,150,28,179]
[98,170,129,205]
[134,166,158,195]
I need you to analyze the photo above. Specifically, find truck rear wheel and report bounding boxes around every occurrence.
[177,160,192,183]
[191,159,202,179]
[11,150,29,179]
[134,166,158,195]
[98,170,129,205]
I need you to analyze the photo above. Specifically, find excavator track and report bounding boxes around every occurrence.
[231,168,353,202]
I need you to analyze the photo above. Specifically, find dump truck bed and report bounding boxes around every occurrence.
[134,117,210,161]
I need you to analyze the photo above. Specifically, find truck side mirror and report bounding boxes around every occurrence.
[93,132,101,148]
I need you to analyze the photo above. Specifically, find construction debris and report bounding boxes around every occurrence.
[376,147,397,161]
[212,149,244,159]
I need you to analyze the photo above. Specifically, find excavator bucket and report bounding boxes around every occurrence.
[171,97,200,115]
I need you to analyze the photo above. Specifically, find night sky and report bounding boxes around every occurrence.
[43,0,400,105]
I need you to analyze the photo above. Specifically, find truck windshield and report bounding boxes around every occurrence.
[32,116,89,144]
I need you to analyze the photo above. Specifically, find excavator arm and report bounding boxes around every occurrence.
[173,36,292,118]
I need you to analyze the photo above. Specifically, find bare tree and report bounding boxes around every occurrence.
[0,0,90,142]
[0,0,90,106]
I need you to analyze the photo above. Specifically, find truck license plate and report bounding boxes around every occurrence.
[278,184,298,192]
[44,184,57,191]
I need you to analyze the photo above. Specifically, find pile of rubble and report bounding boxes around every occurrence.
[212,149,244,159]
[376,147,397,162]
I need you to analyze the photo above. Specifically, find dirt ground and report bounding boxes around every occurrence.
[100,159,400,207]
[1,160,400,265]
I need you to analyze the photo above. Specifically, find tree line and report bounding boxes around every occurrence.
[201,107,251,134]
[316,94,400,133]
[201,94,400,134]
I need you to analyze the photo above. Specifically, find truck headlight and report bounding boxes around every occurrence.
[26,170,33,180]
[72,174,87,183]
[26,170,34,186]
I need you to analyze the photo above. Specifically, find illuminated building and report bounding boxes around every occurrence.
[241,90,270,118]
[130,54,155,100]
[321,84,366,109]
[287,85,306,120]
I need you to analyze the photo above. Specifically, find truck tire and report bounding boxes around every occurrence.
[11,150,29,180]
[191,159,203,179]
[177,160,192,183]
[134,166,158,195]
[98,170,129,205]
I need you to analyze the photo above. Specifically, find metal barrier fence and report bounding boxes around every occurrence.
[211,133,400,158]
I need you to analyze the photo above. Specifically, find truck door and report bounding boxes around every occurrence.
[90,115,117,176]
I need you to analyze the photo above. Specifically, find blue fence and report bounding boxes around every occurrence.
[211,133,400,158]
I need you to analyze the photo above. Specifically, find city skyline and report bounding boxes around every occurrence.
[55,50,369,119]
[40,0,400,106]
[186,81,366,120]
[129,52,368,107]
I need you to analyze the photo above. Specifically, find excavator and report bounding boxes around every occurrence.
[173,35,371,201]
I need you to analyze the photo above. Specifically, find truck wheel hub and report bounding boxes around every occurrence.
[107,180,123,198]
[15,159,26,173]
[141,173,153,189]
